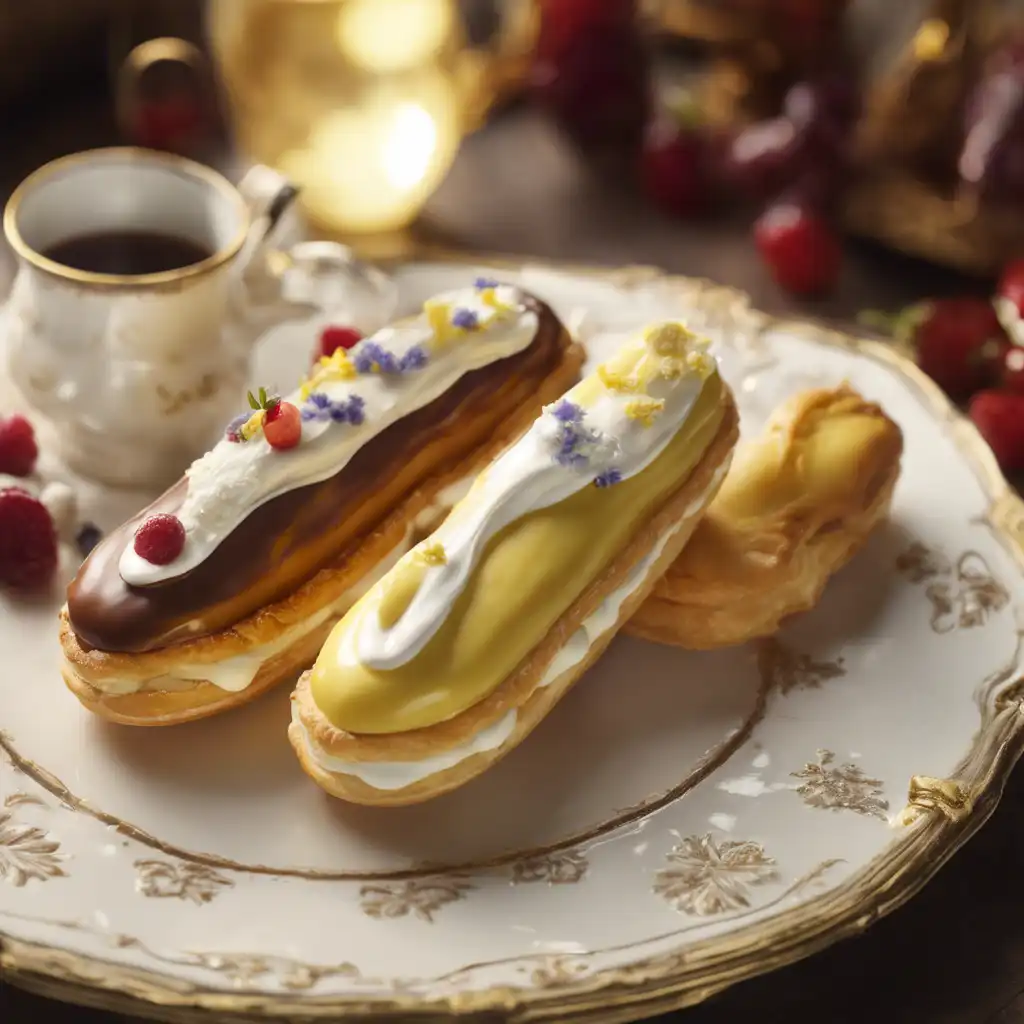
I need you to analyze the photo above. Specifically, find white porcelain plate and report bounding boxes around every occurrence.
[2,260,1024,1023]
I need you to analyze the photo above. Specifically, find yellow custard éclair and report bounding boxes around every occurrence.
[288,321,739,805]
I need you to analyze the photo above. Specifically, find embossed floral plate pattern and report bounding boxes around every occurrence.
[2,261,1024,1022]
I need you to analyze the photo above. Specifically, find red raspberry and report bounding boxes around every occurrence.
[0,414,38,476]
[753,201,841,296]
[995,258,1024,345]
[912,298,1008,401]
[0,488,58,589]
[132,95,205,153]
[318,325,362,361]
[263,401,302,450]
[133,513,186,565]
[969,390,1024,472]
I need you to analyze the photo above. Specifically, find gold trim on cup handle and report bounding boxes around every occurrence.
[115,37,211,146]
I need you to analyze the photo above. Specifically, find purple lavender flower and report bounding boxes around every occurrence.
[551,400,583,423]
[399,345,428,371]
[474,276,499,290]
[345,395,366,425]
[225,412,249,442]
[452,308,479,330]
[355,341,405,374]
[594,469,622,488]
[301,391,331,421]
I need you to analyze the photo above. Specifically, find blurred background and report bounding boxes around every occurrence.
[3,0,1022,266]
[1,0,1024,458]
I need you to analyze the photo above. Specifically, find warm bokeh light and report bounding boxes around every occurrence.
[334,0,456,73]
[207,0,535,237]
[276,71,460,234]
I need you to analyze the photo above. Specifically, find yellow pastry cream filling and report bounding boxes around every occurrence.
[310,364,725,736]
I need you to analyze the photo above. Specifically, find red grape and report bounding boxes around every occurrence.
[722,116,804,200]
[531,12,650,158]
[959,39,1024,204]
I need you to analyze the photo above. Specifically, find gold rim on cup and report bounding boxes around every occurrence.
[2,147,250,290]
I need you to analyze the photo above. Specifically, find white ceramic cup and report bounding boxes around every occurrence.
[2,147,396,488]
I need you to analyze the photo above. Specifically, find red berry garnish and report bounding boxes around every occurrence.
[995,258,1024,345]
[753,201,841,296]
[263,401,302,450]
[0,414,38,477]
[318,325,363,361]
[0,488,58,589]
[641,114,707,219]
[969,390,1024,472]
[133,513,186,565]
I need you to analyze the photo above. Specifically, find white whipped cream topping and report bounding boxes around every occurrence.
[355,360,709,670]
[295,459,730,792]
[87,475,476,696]
[119,285,537,587]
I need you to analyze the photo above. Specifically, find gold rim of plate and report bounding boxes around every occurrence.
[3,255,1023,1022]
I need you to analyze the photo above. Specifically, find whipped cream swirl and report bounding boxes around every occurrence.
[354,324,714,670]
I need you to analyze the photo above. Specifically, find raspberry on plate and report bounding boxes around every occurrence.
[0,414,39,477]
[133,513,186,565]
[0,487,58,589]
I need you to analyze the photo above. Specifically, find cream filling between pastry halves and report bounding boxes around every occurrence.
[78,476,477,695]
[291,458,729,792]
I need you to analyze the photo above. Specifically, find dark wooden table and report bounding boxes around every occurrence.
[3,94,1024,1024]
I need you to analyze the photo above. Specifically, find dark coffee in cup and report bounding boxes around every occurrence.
[43,230,212,276]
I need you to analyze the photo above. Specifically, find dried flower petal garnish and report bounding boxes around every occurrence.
[539,400,617,469]
[301,392,365,425]
[451,308,479,330]
[418,542,447,566]
[625,397,666,427]
[225,413,249,443]
[593,469,622,488]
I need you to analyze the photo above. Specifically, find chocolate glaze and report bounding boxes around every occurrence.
[67,298,572,654]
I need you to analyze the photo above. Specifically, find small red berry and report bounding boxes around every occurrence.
[263,401,302,450]
[1002,345,1024,393]
[0,414,39,477]
[0,488,58,589]
[132,95,205,153]
[911,298,1008,401]
[641,116,707,219]
[969,390,1024,472]
[753,201,841,296]
[133,513,186,565]
[995,258,1024,345]
[318,325,363,361]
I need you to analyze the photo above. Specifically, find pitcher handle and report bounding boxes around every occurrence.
[233,165,399,337]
